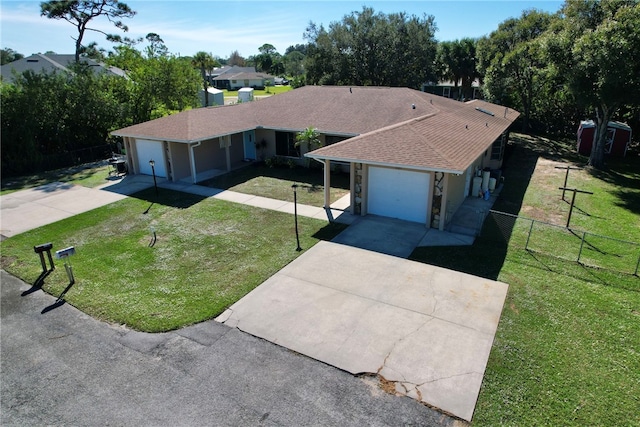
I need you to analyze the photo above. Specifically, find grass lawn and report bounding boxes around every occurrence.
[410,134,640,426]
[1,162,113,195]
[202,164,350,207]
[223,85,293,99]
[0,188,345,332]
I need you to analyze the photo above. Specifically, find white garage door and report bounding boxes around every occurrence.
[368,166,430,223]
[136,139,166,178]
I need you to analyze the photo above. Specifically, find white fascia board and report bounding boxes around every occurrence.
[112,128,257,144]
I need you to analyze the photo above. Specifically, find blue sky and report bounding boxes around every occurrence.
[1,1,563,58]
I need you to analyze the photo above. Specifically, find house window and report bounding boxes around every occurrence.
[275,131,299,157]
[231,80,237,83]
[244,79,250,87]
[491,136,505,161]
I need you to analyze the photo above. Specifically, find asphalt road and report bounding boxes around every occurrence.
[1,271,458,427]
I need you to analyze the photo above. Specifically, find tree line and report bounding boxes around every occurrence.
[1,0,638,177]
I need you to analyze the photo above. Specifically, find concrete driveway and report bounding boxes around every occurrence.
[1,270,456,427]
[0,176,157,240]
[217,241,509,422]
[331,215,429,258]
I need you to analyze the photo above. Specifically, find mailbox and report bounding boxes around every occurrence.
[34,242,55,273]
[55,246,76,259]
[34,242,53,253]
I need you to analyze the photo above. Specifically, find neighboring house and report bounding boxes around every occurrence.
[0,53,126,83]
[210,65,275,90]
[208,65,255,83]
[422,78,482,101]
[112,86,518,230]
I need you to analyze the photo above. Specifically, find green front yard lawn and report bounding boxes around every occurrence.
[202,164,350,207]
[0,188,345,332]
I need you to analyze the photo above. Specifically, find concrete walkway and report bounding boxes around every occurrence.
[217,241,509,422]
[0,174,355,240]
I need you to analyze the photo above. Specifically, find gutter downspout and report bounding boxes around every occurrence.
[189,141,202,184]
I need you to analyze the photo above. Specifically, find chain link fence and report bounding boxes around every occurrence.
[482,210,640,275]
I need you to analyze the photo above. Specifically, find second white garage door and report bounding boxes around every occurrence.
[368,166,430,223]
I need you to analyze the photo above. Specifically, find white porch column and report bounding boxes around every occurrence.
[324,159,331,208]
[189,141,201,184]
[349,162,356,214]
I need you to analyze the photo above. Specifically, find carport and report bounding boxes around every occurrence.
[217,241,508,421]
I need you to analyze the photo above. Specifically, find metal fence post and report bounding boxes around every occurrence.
[525,219,534,250]
[577,231,586,263]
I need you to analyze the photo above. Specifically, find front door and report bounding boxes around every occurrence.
[243,130,256,160]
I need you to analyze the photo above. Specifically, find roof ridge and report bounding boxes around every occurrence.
[404,117,457,166]
[312,112,439,154]
[38,54,68,71]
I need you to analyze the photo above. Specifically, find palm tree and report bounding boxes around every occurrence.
[436,38,480,100]
[295,127,322,166]
[192,51,218,106]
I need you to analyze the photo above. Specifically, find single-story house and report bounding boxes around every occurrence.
[210,65,275,90]
[0,53,127,83]
[422,78,482,101]
[111,86,518,230]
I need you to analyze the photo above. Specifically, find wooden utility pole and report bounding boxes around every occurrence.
[558,187,593,228]
[555,165,582,201]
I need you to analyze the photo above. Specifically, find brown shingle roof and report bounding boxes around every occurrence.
[306,99,520,173]
[112,86,519,172]
[112,86,464,141]
[112,102,258,142]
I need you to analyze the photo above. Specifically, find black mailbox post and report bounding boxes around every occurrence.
[34,242,55,273]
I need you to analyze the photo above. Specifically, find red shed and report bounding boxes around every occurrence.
[577,120,632,157]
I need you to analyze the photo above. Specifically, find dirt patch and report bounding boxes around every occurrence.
[378,376,400,395]
[0,255,19,269]
[520,206,566,226]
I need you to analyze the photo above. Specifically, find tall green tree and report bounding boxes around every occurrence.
[1,68,129,176]
[144,33,168,58]
[284,50,305,77]
[304,7,437,88]
[127,55,200,121]
[1,48,24,65]
[253,44,284,75]
[228,50,245,66]
[545,0,640,168]
[477,9,554,131]
[40,0,136,63]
